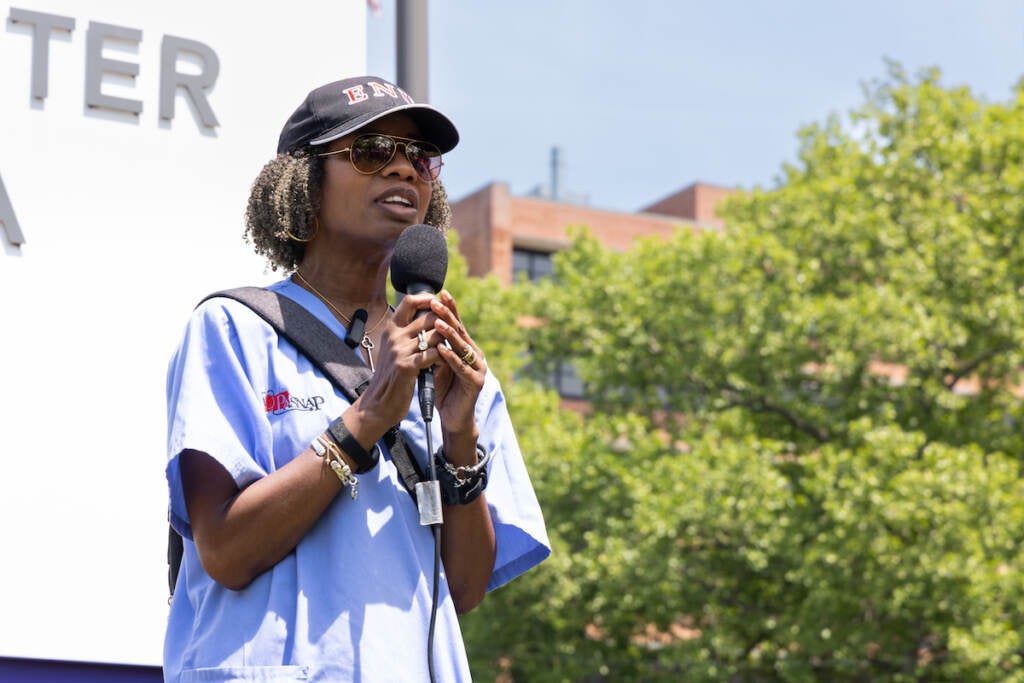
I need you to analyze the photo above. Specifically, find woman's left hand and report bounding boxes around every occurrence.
[428,290,486,435]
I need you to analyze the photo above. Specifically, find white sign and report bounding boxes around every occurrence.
[0,0,366,666]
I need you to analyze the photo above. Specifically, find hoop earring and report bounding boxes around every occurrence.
[285,216,318,243]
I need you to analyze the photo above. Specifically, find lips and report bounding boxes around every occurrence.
[375,186,419,212]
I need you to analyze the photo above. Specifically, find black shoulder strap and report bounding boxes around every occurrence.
[203,287,370,402]
[169,286,425,596]
[167,524,183,599]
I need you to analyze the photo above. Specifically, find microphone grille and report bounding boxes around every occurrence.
[390,224,449,293]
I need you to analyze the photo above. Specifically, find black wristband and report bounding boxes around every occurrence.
[326,416,381,474]
[437,471,487,506]
[434,444,491,506]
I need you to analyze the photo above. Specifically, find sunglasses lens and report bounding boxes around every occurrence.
[350,135,398,173]
[406,143,442,181]
[348,135,442,181]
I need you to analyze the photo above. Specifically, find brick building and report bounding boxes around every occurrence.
[449,179,734,400]
[450,180,733,286]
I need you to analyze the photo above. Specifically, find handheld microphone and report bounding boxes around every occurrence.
[390,224,449,422]
[391,224,451,679]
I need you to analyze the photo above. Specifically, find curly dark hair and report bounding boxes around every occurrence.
[243,149,453,272]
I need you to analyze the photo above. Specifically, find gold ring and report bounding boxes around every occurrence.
[417,331,429,352]
[460,348,476,366]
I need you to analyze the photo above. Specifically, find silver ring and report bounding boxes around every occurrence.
[417,331,429,352]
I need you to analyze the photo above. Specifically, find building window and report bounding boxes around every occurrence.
[513,247,554,282]
[514,246,579,398]
[550,360,585,399]
[518,355,586,400]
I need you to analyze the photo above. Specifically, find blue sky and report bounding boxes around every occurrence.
[367,0,1024,213]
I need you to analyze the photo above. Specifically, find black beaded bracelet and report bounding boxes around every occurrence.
[434,443,492,506]
[325,416,381,474]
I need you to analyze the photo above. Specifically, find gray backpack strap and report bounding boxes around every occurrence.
[169,286,425,597]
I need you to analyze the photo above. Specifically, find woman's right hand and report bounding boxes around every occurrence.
[343,291,444,446]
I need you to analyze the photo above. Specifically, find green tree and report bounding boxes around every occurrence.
[460,64,1024,681]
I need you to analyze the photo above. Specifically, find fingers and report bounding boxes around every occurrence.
[390,290,484,374]
[391,291,438,327]
[433,292,482,362]
[389,292,440,361]
[434,318,485,376]
[436,335,486,378]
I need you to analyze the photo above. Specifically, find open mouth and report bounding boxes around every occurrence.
[379,194,414,208]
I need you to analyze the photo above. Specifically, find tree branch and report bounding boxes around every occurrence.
[720,380,831,443]
[943,343,1012,391]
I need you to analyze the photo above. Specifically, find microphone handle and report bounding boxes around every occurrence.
[403,282,438,422]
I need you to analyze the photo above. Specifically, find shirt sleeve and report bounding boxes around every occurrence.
[475,373,551,591]
[165,298,277,539]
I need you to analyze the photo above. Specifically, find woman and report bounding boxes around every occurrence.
[164,76,549,682]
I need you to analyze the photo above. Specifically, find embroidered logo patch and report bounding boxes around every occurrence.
[264,389,326,415]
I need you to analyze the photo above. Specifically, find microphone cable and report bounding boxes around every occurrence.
[424,424,441,683]
[417,366,441,683]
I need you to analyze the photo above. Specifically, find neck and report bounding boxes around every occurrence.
[295,247,391,315]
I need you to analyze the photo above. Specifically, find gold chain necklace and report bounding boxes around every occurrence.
[292,270,390,372]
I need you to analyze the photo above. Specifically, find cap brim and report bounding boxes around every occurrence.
[309,103,459,153]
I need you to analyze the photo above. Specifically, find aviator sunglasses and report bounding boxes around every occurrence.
[317,134,443,182]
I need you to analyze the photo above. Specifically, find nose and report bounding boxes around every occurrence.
[381,141,419,182]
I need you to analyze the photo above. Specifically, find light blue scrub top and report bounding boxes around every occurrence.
[164,278,550,682]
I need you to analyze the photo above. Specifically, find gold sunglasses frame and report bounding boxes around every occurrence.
[317,134,443,181]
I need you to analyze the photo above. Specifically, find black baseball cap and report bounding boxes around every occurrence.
[276,76,460,155]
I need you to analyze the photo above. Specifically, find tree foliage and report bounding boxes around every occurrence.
[457,64,1024,681]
